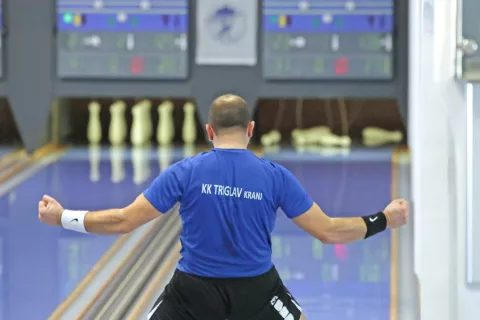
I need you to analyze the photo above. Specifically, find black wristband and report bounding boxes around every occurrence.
[362,212,387,239]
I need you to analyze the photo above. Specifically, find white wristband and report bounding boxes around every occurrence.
[61,210,89,233]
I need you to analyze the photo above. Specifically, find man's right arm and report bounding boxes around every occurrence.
[292,203,368,244]
[277,165,408,244]
[293,201,408,244]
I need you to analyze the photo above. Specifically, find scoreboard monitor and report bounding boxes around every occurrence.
[56,0,189,79]
[262,0,394,80]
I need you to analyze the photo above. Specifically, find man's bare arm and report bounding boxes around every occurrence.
[82,194,161,234]
[292,203,369,244]
[292,200,408,244]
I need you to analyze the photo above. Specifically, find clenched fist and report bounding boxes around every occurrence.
[383,199,409,228]
[38,195,64,227]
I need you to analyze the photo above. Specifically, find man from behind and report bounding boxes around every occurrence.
[39,94,408,320]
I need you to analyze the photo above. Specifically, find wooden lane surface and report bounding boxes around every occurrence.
[0,144,66,184]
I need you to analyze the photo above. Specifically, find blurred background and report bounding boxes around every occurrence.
[0,0,478,319]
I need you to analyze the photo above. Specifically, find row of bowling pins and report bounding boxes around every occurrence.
[290,126,403,147]
[362,127,403,146]
[292,126,351,147]
[260,127,351,147]
[261,130,282,147]
[88,145,196,184]
[87,100,197,147]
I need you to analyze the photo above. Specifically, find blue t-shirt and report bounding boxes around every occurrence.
[143,148,313,278]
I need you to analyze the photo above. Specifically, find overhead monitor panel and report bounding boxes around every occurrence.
[262,0,394,80]
[56,0,189,79]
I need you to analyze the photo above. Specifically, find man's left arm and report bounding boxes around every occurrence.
[82,194,162,234]
[39,193,166,235]
[39,160,189,235]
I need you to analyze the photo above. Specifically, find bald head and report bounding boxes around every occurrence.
[208,94,251,132]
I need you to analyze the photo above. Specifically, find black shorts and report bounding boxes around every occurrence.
[147,266,303,320]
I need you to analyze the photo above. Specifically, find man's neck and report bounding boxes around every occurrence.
[212,138,248,149]
[211,130,249,149]
[213,142,248,149]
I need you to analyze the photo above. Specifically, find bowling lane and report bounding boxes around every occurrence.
[0,146,186,320]
[266,148,393,320]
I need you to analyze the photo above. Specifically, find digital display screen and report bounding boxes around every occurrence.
[56,0,189,79]
[262,0,394,79]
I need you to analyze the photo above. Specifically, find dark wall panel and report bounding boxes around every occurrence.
[4,0,54,151]
[0,100,21,145]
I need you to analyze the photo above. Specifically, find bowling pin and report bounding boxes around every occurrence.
[291,129,308,146]
[132,146,150,185]
[260,132,272,147]
[139,100,153,142]
[87,101,102,144]
[271,130,281,144]
[292,126,331,145]
[108,100,127,146]
[110,145,126,183]
[131,104,148,147]
[182,102,197,145]
[307,126,331,135]
[318,132,351,147]
[167,103,175,141]
[362,126,403,146]
[291,129,303,142]
[261,130,281,147]
[89,144,101,182]
[133,100,151,143]
[303,126,331,144]
[157,101,175,146]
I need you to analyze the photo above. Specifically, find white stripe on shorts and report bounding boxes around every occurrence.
[290,298,302,312]
[147,300,163,319]
[287,293,302,312]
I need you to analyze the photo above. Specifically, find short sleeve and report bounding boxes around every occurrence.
[277,165,314,219]
[143,159,191,213]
